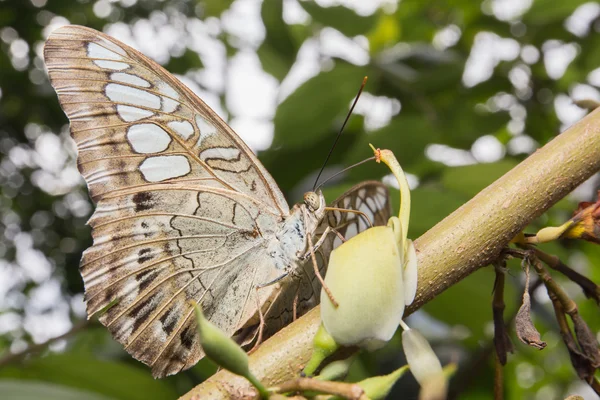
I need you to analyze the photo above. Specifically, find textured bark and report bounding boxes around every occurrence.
[181,108,600,400]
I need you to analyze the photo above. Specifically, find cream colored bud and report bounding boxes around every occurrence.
[402,327,443,386]
[321,225,406,349]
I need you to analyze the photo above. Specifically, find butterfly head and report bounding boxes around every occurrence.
[303,190,326,220]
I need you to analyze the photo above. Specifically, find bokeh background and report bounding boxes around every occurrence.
[1,0,600,398]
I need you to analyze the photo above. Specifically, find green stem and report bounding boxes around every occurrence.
[369,144,411,248]
[246,373,270,399]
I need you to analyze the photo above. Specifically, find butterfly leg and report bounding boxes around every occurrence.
[331,227,347,244]
[248,287,266,354]
[303,210,339,308]
[292,292,299,321]
[304,226,347,260]
[324,206,374,228]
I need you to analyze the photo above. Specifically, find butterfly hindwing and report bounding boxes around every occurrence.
[257,181,392,339]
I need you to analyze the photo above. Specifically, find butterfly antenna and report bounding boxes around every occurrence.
[315,156,376,192]
[312,76,368,191]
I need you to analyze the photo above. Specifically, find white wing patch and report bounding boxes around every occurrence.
[366,197,376,211]
[162,98,178,113]
[358,202,371,232]
[158,82,179,98]
[94,60,129,70]
[106,83,161,109]
[167,121,194,140]
[158,82,180,112]
[96,37,127,57]
[111,72,151,88]
[87,42,124,60]
[374,186,387,208]
[117,105,154,122]
[139,155,191,182]
[127,124,172,153]
[195,115,217,146]
[333,235,342,248]
[346,223,358,240]
[200,147,240,162]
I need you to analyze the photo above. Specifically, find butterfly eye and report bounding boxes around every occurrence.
[304,192,321,211]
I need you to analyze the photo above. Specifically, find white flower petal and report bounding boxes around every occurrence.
[403,239,418,306]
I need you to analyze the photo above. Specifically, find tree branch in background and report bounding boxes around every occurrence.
[182,108,600,400]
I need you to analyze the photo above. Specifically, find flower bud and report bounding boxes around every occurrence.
[193,303,268,398]
[303,323,339,377]
[534,191,600,244]
[319,146,418,351]
[321,225,406,349]
[402,327,443,386]
[357,365,409,400]
[315,356,356,381]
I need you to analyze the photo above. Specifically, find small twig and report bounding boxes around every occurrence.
[591,377,600,396]
[548,292,596,383]
[0,319,90,368]
[269,377,366,399]
[492,261,512,365]
[528,246,600,304]
[494,351,503,400]
[522,251,600,370]
[527,255,577,314]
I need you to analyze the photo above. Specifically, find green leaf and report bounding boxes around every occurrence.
[403,187,467,238]
[441,160,519,197]
[523,0,589,25]
[367,14,401,54]
[163,49,203,75]
[345,113,440,182]
[201,0,235,17]
[256,45,293,82]
[578,32,600,75]
[272,62,367,150]
[0,353,177,400]
[258,0,298,80]
[0,379,113,400]
[423,267,517,344]
[299,1,378,37]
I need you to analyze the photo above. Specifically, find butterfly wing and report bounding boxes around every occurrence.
[257,181,392,339]
[44,25,291,377]
[44,25,288,214]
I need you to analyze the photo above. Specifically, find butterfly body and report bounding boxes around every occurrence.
[266,192,326,275]
[44,25,391,377]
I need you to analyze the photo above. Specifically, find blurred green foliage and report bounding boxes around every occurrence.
[0,0,599,399]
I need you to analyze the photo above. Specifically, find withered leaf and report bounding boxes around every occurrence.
[571,313,600,368]
[515,291,546,350]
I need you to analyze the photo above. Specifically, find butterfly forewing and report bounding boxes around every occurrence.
[44,25,288,215]
[44,25,291,377]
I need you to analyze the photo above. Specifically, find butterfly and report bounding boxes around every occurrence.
[43,25,391,378]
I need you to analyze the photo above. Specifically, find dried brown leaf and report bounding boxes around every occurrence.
[515,262,546,350]
[571,313,600,368]
[515,291,546,350]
